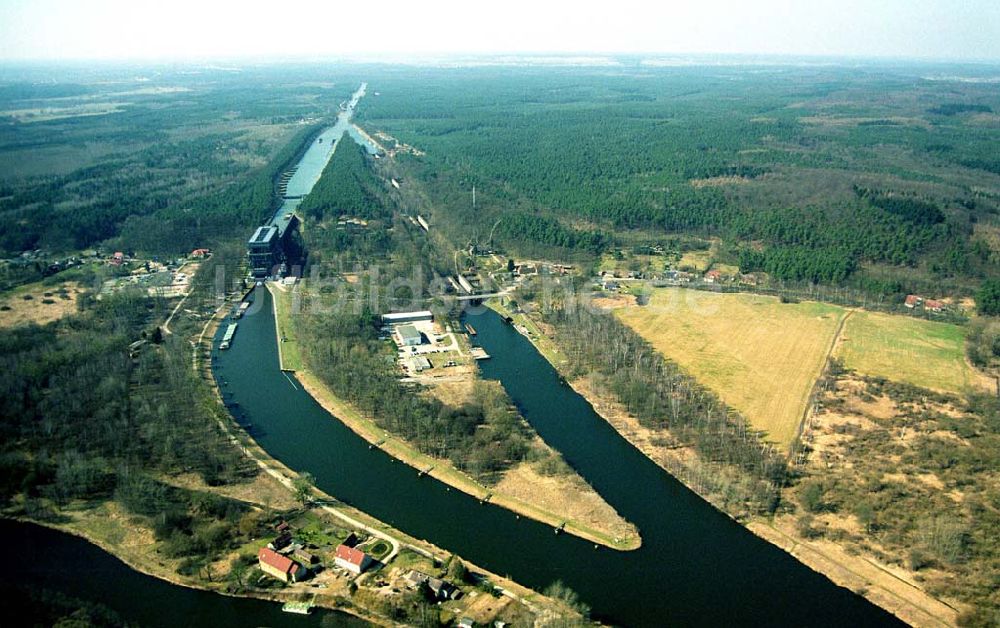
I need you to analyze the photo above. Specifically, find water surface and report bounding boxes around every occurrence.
[213,291,901,627]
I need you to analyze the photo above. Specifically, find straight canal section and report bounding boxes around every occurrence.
[212,289,903,627]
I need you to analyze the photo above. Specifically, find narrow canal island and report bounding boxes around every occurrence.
[213,289,902,627]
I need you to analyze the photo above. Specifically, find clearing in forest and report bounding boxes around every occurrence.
[616,289,845,450]
[833,311,990,395]
[0,281,83,328]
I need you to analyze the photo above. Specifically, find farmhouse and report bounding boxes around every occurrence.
[704,270,721,283]
[924,299,945,312]
[258,547,306,583]
[335,544,374,575]
[268,531,292,550]
[403,570,458,600]
[904,294,922,308]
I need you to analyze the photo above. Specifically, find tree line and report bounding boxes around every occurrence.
[539,294,786,514]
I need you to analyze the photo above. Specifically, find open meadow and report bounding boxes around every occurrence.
[833,310,991,394]
[616,288,845,450]
[616,288,993,450]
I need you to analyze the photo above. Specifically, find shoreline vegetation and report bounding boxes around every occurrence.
[176,283,587,623]
[269,283,641,551]
[4,258,588,628]
[498,298,964,628]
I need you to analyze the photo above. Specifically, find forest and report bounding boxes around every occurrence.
[293,137,537,482]
[299,138,385,221]
[355,66,1000,297]
[0,69,359,257]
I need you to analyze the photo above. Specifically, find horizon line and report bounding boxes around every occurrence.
[1,50,999,67]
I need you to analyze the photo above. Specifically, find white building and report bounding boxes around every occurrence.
[382,311,433,325]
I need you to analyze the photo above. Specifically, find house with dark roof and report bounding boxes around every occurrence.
[335,544,374,575]
[258,547,306,583]
[403,570,458,600]
[268,531,292,551]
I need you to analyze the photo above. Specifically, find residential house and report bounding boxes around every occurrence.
[258,547,306,583]
[268,531,292,551]
[403,570,458,600]
[924,299,945,312]
[705,270,721,283]
[335,544,374,575]
[904,294,922,309]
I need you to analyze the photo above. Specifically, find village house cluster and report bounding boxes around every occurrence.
[904,294,948,313]
[256,521,377,584]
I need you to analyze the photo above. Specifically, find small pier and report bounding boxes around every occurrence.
[418,465,434,477]
[480,492,493,505]
[282,601,313,615]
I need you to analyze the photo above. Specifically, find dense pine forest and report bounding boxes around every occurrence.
[356,66,1000,297]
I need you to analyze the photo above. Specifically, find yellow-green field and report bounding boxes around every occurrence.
[614,288,992,450]
[678,250,711,272]
[269,284,304,371]
[834,311,990,394]
[616,289,846,450]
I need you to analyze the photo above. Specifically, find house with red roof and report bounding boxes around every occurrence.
[705,269,722,283]
[190,248,211,258]
[924,299,945,313]
[335,544,374,575]
[258,547,306,583]
[904,294,922,309]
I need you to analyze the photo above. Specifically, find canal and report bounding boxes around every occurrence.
[0,519,365,627]
[269,83,380,228]
[213,290,902,627]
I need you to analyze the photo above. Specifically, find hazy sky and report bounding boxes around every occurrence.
[1,0,998,62]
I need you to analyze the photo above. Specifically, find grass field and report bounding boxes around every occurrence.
[0,280,82,328]
[834,311,990,394]
[269,284,304,371]
[616,289,846,450]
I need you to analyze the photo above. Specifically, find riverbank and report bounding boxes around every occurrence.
[6,503,388,627]
[294,348,640,551]
[268,283,639,551]
[52,288,589,627]
[500,302,955,628]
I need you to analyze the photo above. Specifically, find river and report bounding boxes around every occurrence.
[212,290,902,627]
[0,519,365,627]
